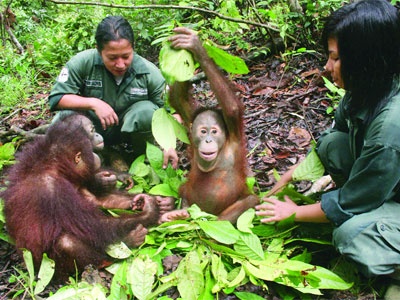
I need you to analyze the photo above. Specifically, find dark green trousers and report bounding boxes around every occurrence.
[91,100,158,152]
[317,131,400,278]
[317,131,354,187]
[54,100,158,154]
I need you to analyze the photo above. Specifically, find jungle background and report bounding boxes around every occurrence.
[0,0,398,299]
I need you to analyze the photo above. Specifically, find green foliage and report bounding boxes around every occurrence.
[99,208,352,299]
[0,141,16,242]
[0,199,12,244]
[8,250,55,298]
[47,280,108,299]
[50,146,350,298]
[152,108,189,151]
[126,143,185,197]
[0,141,16,171]
[203,41,249,74]
[1,0,344,114]
[32,10,102,74]
[159,43,198,84]
[177,0,250,45]
[0,48,37,112]
[159,29,249,85]
[2,143,353,298]
[323,76,345,114]
[292,146,325,182]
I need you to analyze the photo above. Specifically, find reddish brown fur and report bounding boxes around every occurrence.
[167,61,259,223]
[2,121,158,280]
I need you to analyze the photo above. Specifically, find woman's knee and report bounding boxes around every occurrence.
[121,101,158,133]
[317,131,353,184]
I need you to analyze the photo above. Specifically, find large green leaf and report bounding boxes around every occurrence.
[152,108,177,150]
[197,220,239,244]
[159,43,196,84]
[159,37,249,84]
[107,261,129,300]
[171,114,190,144]
[152,108,190,151]
[129,161,149,177]
[188,204,218,221]
[47,281,108,299]
[203,42,249,75]
[292,148,325,182]
[34,253,55,295]
[176,250,205,300]
[235,291,265,300]
[128,154,146,175]
[146,142,164,171]
[149,183,178,197]
[234,232,264,260]
[211,253,229,293]
[281,260,353,292]
[22,249,35,291]
[236,208,255,233]
[106,241,132,259]
[128,257,158,300]
[243,258,353,295]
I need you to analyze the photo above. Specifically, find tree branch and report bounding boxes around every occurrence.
[47,0,297,42]
[0,124,50,143]
[4,23,24,53]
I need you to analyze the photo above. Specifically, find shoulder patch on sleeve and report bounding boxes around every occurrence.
[57,67,69,83]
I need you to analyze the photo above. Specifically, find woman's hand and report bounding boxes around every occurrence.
[163,148,178,169]
[256,196,298,223]
[256,197,329,223]
[91,99,119,130]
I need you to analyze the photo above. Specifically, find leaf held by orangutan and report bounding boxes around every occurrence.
[159,43,196,84]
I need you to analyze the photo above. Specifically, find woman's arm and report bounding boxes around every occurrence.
[256,196,329,223]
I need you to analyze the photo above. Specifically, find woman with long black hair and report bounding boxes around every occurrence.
[256,1,400,297]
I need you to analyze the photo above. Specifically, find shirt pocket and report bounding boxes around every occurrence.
[82,80,103,99]
[118,87,149,111]
[128,87,148,102]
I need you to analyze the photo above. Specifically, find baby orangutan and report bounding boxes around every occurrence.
[160,28,259,224]
[2,118,159,280]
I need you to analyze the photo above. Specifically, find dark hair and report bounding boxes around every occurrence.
[95,16,135,52]
[322,0,400,116]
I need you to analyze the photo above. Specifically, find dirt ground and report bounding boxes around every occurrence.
[0,53,387,299]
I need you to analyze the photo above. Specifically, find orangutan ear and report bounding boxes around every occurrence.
[75,152,82,165]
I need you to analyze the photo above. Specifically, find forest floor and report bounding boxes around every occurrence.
[0,53,387,299]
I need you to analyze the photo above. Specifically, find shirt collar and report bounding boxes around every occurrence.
[344,78,400,122]
[342,92,368,122]
[94,50,103,66]
[128,54,150,75]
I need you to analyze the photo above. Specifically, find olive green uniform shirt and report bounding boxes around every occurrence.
[320,85,400,227]
[48,49,165,134]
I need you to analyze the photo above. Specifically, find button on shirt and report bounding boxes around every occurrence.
[320,84,400,227]
[48,49,165,114]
